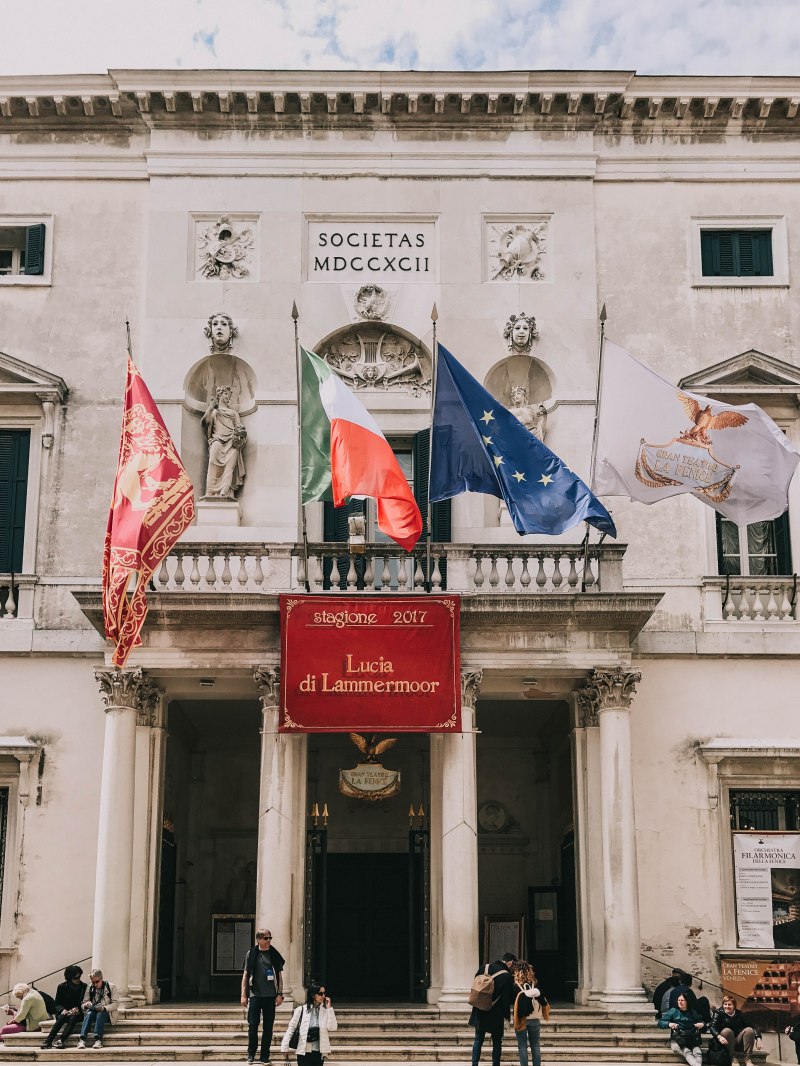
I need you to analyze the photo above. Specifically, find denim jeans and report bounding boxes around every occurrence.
[471,1026,502,1066]
[80,1008,108,1040]
[515,1019,541,1066]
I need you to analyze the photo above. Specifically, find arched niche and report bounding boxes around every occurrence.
[484,354,553,409]
[314,322,432,397]
[183,352,258,417]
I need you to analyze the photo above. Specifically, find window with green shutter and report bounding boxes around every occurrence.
[700,229,773,277]
[0,430,31,572]
[0,224,46,277]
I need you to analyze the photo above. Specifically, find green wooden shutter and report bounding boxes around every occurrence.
[23,223,46,276]
[701,229,772,277]
[0,430,31,572]
[774,511,792,574]
[412,429,451,541]
[323,498,367,542]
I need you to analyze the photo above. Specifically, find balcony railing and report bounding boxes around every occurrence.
[0,574,36,620]
[704,575,799,622]
[151,542,625,595]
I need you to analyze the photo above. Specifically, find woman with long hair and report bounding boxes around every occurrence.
[511,961,548,1066]
[280,983,337,1066]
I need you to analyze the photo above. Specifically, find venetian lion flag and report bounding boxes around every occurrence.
[102,358,195,667]
[594,340,799,524]
[300,346,422,551]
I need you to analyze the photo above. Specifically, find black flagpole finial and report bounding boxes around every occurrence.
[291,301,299,321]
[599,303,607,324]
[431,303,438,323]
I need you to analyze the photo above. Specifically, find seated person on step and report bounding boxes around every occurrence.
[42,965,88,1049]
[0,984,48,1041]
[658,992,706,1066]
[77,969,118,1050]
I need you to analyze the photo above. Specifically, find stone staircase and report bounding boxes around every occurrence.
[0,1003,770,1063]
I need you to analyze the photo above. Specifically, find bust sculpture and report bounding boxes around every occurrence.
[201,384,247,498]
[205,312,238,354]
[503,313,539,355]
[185,312,256,416]
[509,384,547,442]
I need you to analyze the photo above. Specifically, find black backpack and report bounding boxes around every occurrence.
[34,988,57,1017]
[706,1037,732,1066]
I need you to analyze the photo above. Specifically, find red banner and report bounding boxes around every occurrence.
[279,595,460,732]
[102,358,195,667]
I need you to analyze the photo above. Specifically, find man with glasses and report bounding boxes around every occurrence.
[240,930,285,1064]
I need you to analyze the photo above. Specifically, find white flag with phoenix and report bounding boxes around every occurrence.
[593,341,799,525]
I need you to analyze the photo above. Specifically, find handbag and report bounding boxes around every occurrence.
[306,1026,320,1042]
[673,1024,700,1050]
[288,1006,302,1050]
[706,1038,732,1066]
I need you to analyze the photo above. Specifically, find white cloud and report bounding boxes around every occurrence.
[2,0,799,75]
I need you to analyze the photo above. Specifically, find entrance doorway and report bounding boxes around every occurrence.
[326,854,410,999]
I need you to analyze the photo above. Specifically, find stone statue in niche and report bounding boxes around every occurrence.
[488,221,548,281]
[503,312,539,354]
[185,313,257,415]
[201,384,247,498]
[508,384,547,442]
[197,216,255,280]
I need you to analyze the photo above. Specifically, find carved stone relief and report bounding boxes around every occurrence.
[318,324,431,395]
[354,284,390,320]
[487,219,550,282]
[503,312,539,353]
[194,215,257,280]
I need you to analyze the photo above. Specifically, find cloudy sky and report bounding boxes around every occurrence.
[3,0,799,76]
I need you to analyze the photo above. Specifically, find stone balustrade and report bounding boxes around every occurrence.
[150,542,626,595]
[0,574,36,619]
[704,575,799,622]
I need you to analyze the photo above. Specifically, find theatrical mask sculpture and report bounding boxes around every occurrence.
[201,384,247,498]
[503,312,539,355]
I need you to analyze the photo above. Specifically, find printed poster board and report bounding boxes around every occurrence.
[733,832,800,949]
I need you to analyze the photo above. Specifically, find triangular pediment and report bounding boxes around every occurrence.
[679,350,800,392]
[0,349,67,400]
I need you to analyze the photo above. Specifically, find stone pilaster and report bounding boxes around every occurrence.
[581,667,649,1010]
[93,667,149,1003]
[253,666,306,1003]
[437,668,481,1011]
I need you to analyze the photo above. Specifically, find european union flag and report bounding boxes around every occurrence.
[429,344,616,537]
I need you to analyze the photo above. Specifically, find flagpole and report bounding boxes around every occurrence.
[582,303,607,592]
[426,304,439,594]
[125,318,133,359]
[292,302,311,593]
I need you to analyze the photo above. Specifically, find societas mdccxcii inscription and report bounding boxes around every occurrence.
[306,219,436,282]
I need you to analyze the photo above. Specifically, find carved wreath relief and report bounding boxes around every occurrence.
[195,216,256,280]
[487,220,549,281]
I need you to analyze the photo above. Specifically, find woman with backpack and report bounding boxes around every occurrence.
[76,969,118,1050]
[708,995,758,1066]
[511,961,549,1066]
[0,984,48,1041]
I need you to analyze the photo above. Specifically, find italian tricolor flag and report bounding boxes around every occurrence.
[300,347,423,551]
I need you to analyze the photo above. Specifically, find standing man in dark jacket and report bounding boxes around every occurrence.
[469,952,517,1066]
[40,966,87,1049]
[240,929,285,1065]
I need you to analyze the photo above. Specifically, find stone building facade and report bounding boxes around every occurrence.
[1,69,800,1029]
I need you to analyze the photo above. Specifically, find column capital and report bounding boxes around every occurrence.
[95,667,149,711]
[136,681,164,727]
[460,668,483,709]
[254,666,280,709]
[576,688,599,728]
[582,667,641,714]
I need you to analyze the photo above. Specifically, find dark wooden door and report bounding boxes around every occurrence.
[325,853,410,999]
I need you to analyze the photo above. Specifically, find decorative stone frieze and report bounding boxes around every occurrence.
[254,666,280,708]
[95,667,147,710]
[318,325,431,396]
[194,215,256,280]
[460,668,483,709]
[582,667,641,712]
[487,220,549,282]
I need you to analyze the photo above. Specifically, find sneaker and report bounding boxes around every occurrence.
[76,1040,86,1050]
[92,1040,103,1049]
[40,1041,52,1049]
[246,1057,254,1064]
[53,1040,64,1049]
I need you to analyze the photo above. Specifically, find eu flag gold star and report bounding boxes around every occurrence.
[512,471,525,482]
[538,474,553,486]
[494,455,504,467]
[482,435,493,446]
[480,411,495,425]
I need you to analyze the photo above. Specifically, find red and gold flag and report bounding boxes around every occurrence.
[102,358,195,667]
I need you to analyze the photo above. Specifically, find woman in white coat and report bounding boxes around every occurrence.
[281,983,337,1066]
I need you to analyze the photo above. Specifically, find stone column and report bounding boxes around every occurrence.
[581,668,649,1010]
[572,691,605,1005]
[93,667,148,1002]
[254,667,307,1003]
[437,669,481,1011]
